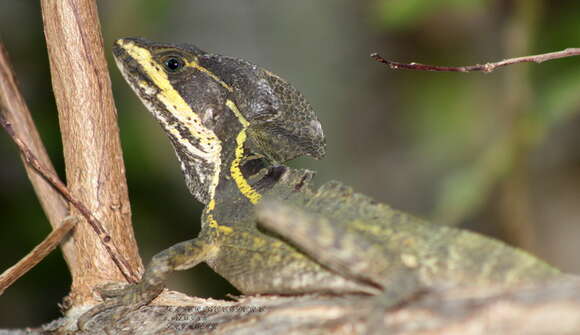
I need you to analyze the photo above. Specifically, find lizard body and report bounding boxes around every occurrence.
[79,37,562,326]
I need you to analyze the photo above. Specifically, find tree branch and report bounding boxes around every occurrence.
[39,0,143,307]
[371,48,580,73]
[0,117,138,285]
[0,217,77,295]
[46,280,580,334]
[0,37,83,296]
[0,40,75,257]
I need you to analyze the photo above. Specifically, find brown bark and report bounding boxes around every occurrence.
[0,115,137,295]
[42,280,580,334]
[39,0,142,306]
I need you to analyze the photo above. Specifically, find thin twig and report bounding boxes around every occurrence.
[371,48,580,73]
[0,216,77,295]
[0,42,69,228]
[0,116,139,283]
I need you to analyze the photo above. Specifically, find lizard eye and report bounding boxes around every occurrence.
[162,56,185,72]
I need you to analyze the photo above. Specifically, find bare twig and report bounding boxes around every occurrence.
[0,216,77,295]
[0,40,79,294]
[371,48,580,73]
[0,117,138,284]
[0,41,70,234]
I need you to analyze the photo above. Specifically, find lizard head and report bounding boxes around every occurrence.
[112,37,325,204]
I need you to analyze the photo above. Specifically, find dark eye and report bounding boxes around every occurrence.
[163,57,185,72]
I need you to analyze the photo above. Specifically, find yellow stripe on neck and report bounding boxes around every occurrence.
[226,100,262,204]
[206,199,233,234]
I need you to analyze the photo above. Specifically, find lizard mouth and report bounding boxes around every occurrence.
[112,39,160,103]
[112,38,144,76]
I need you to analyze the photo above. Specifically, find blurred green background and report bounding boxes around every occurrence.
[1,0,580,328]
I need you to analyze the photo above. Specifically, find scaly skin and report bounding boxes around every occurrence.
[78,37,562,328]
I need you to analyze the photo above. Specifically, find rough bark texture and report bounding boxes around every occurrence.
[39,0,142,307]
[33,279,580,334]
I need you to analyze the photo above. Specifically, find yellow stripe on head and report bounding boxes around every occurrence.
[117,39,222,200]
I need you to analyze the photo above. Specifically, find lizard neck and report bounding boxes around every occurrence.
[205,163,315,233]
[171,98,266,208]
[201,100,277,231]
[203,162,283,232]
[217,100,263,206]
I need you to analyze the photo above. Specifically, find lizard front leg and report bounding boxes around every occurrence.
[78,235,218,329]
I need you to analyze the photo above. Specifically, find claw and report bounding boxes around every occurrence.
[77,297,127,330]
[76,281,164,331]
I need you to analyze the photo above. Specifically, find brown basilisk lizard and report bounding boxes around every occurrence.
[79,37,563,327]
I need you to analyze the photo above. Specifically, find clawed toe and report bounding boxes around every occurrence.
[76,281,163,330]
[77,283,135,330]
[77,299,122,330]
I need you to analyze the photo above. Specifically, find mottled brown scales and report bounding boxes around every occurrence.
[79,37,563,328]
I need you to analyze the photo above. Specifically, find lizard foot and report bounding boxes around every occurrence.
[77,281,163,331]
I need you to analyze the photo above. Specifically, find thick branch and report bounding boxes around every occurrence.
[371,48,580,73]
[48,280,580,334]
[40,0,142,306]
